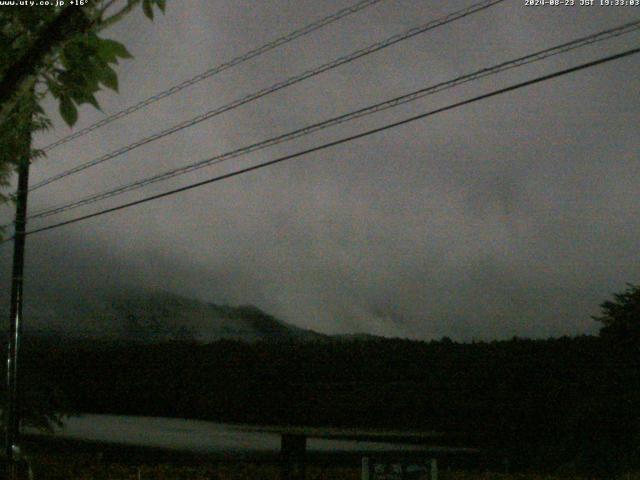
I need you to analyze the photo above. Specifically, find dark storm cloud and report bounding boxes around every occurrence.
[1,0,638,340]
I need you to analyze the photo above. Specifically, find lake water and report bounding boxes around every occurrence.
[37,414,442,455]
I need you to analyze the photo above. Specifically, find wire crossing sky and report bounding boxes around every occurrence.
[24,19,640,223]
[39,0,388,153]
[19,47,640,239]
[31,0,505,191]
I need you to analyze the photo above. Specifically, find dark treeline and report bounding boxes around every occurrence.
[14,332,640,475]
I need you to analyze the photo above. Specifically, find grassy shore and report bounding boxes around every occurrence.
[21,454,640,480]
[23,456,640,480]
[18,436,640,479]
[23,435,362,479]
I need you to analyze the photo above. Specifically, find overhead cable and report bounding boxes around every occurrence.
[26,19,640,222]
[15,46,639,240]
[40,0,388,152]
[31,0,505,191]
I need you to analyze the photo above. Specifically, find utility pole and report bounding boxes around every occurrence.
[5,124,31,479]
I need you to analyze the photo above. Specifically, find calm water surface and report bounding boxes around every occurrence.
[40,414,436,454]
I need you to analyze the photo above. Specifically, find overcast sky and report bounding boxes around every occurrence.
[1,0,638,340]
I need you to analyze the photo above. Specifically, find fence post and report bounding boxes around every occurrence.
[361,456,370,480]
[430,458,438,480]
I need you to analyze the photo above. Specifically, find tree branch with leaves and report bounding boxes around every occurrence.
[0,0,166,202]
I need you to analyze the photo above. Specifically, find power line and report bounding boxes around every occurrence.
[15,46,639,240]
[30,0,506,191]
[25,19,640,222]
[39,0,387,153]
[33,0,504,190]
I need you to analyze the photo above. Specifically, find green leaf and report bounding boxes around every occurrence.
[155,0,166,13]
[99,65,119,92]
[71,88,102,111]
[98,38,133,62]
[142,0,154,20]
[59,97,78,127]
[45,77,62,97]
[96,42,118,64]
[85,31,99,49]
